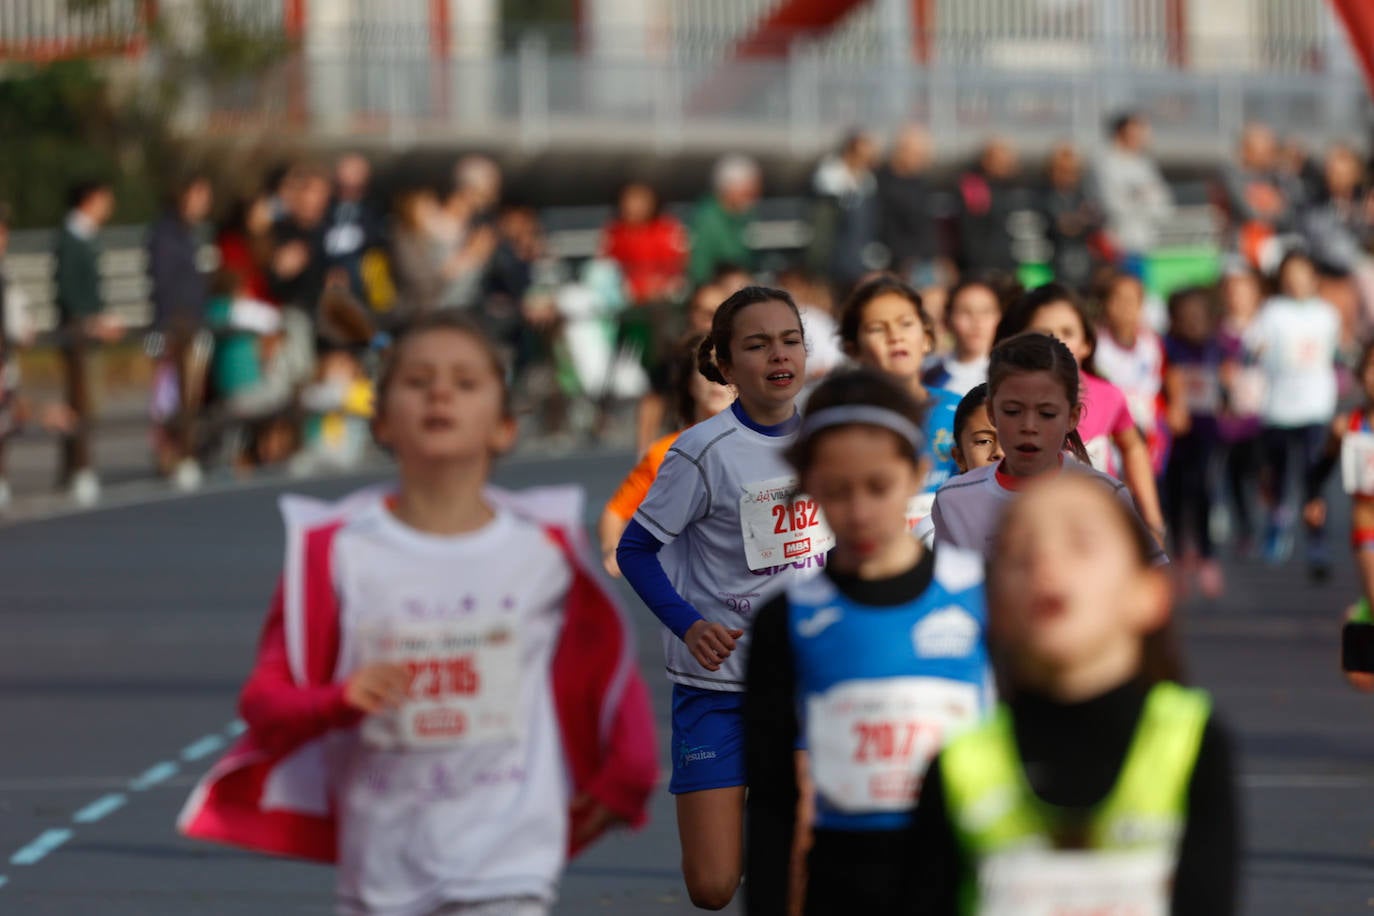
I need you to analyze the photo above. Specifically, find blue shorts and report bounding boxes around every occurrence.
[668,684,746,794]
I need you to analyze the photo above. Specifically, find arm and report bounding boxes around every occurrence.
[1172,717,1240,916]
[601,443,664,572]
[903,757,963,916]
[1113,425,1166,537]
[598,509,631,577]
[573,669,659,838]
[1303,415,1346,526]
[1163,365,1191,436]
[743,594,800,916]
[616,520,705,640]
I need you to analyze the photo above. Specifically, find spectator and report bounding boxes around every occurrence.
[1301,144,1374,338]
[146,174,213,490]
[1041,142,1105,291]
[434,154,501,311]
[601,181,689,306]
[54,179,122,506]
[267,162,332,318]
[687,153,760,286]
[1093,111,1174,278]
[956,137,1026,283]
[0,203,32,509]
[810,129,881,297]
[216,193,274,304]
[1221,122,1304,271]
[322,153,385,302]
[388,187,447,322]
[877,124,943,291]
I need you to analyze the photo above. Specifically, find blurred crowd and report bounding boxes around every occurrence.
[0,110,1371,533]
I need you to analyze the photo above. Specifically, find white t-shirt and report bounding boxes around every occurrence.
[1245,296,1341,428]
[1093,328,1164,433]
[635,405,829,691]
[800,306,845,378]
[927,354,989,397]
[329,500,572,916]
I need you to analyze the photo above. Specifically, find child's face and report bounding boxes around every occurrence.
[803,426,924,565]
[1279,258,1317,299]
[689,370,736,423]
[1221,275,1260,323]
[721,300,806,415]
[688,285,720,335]
[1029,302,1091,367]
[855,294,930,381]
[1103,280,1144,337]
[948,287,1000,360]
[952,404,1002,473]
[989,371,1080,478]
[1172,297,1212,344]
[374,329,514,465]
[991,477,1167,684]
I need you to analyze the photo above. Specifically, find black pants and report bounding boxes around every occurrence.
[803,829,911,916]
[1165,429,1220,558]
[1223,434,1264,544]
[1260,423,1329,551]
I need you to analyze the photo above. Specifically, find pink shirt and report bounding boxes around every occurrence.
[1077,372,1135,477]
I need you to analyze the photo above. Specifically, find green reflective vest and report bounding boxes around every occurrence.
[940,682,1210,916]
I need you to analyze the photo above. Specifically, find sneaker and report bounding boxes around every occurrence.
[1197,559,1225,599]
[172,458,203,493]
[1308,543,1333,583]
[1262,524,1293,565]
[69,469,100,507]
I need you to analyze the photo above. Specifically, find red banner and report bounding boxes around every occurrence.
[1329,0,1374,98]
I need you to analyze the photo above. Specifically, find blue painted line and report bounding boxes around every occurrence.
[10,829,72,866]
[180,734,225,762]
[72,792,126,824]
[128,761,178,792]
[224,719,247,737]
[0,874,8,888]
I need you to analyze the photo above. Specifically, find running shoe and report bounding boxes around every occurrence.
[69,469,100,507]
[1262,523,1293,565]
[1197,559,1225,599]
[1308,543,1333,583]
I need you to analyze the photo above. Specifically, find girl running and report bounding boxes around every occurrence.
[931,331,1166,564]
[839,274,963,528]
[922,280,1002,396]
[744,368,990,916]
[599,334,736,576]
[1093,272,1168,475]
[617,286,825,910]
[1163,286,1228,598]
[179,311,658,916]
[913,383,1004,549]
[994,282,1167,541]
[908,474,1239,915]
[1247,250,1342,576]
[1218,266,1267,556]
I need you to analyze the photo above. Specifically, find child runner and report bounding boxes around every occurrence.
[1093,272,1168,475]
[994,282,1167,542]
[599,334,736,576]
[931,331,1167,564]
[1247,250,1342,576]
[922,280,1002,396]
[179,311,658,916]
[913,383,1004,549]
[908,474,1239,915]
[617,285,828,910]
[1163,286,1228,598]
[1217,266,1267,556]
[839,274,962,530]
[744,368,990,916]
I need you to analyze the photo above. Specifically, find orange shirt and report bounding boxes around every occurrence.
[606,431,680,521]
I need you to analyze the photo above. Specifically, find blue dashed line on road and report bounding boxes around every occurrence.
[180,734,225,762]
[224,719,247,737]
[10,829,72,866]
[73,793,127,824]
[129,761,179,792]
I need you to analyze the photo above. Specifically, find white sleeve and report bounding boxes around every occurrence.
[632,447,710,545]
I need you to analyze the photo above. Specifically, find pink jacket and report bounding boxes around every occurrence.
[177,485,659,863]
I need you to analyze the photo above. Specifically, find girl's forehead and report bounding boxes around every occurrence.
[732,300,801,333]
[1031,301,1081,326]
[863,293,921,319]
[993,371,1070,400]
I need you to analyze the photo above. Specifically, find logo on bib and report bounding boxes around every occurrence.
[784,537,812,558]
[912,607,979,658]
[796,605,842,638]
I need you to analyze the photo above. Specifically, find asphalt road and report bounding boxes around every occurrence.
[0,452,1372,915]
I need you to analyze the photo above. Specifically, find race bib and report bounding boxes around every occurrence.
[1084,435,1113,474]
[359,617,522,750]
[1341,432,1374,495]
[325,223,365,257]
[1227,367,1266,416]
[978,848,1172,916]
[739,475,835,572]
[1179,366,1221,415]
[1285,334,1325,371]
[907,492,937,532]
[807,677,979,812]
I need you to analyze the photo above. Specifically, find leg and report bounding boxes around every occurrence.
[676,787,747,910]
[60,334,92,486]
[1224,439,1254,547]
[1300,422,1332,568]
[1260,426,1294,562]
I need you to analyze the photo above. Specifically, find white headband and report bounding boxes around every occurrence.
[800,405,925,451]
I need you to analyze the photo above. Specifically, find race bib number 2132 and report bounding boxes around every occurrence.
[739,475,835,572]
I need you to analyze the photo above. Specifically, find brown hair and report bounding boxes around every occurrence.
[944,278,1002,330]
[839,273,935,354]
[995,282,1099,375]
[374,310,512,418]
[697,285,804,385]
[671,332,714,427]
[785,367,927,476]
[987,331,1092,465]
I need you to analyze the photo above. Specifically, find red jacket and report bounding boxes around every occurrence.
[178,485,659,863]
[601,216,689,304]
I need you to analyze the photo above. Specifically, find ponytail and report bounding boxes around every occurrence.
[697,333,728,385]
[1065,430,1092,466]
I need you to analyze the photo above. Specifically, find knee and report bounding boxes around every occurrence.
[683,868,740,911]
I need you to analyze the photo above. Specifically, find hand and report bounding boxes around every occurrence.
[602,547,622,579]
[1303,498,1327,529]
[1345,671,1374,693]
[684,620,744,672]
[343,662,410,714]
[39,402,76,433]
[272,240,310,279]
[570,792,626,847]
[87,312,124,343]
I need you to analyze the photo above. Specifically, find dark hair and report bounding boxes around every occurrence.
[671,332,714,427]
[839,273,935,354]
[617,181,661,219]
[167,173,209,211]
[1273,248,1315,291]
[710,262,751,286]
[375,310,512,418]
[944,279,1002,330]
[1092,270,1143,311]
[786,367,926,477]
[988,475,1184,693]
[995,282,1098,374]
[67,179,111,211]
[952,382,991,446]
[987,331,1092,465]
[1109,111,1142,139]
[1166,285,1217,327]
[697,285,804,385]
